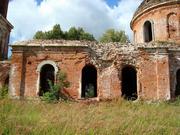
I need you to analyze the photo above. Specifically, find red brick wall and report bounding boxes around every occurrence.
[9,48,91,99]
[98,66,120,99]
[9,45,172,101]
[138,48,170,100]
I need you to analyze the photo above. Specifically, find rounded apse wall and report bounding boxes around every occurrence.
[131,1,180,44]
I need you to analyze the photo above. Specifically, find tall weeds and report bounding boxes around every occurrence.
[0,98,180,135]
[0,85,8,99]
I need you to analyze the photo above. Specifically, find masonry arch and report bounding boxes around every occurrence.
[175,69,180,97]
[81,64,97,98]
[167,12,178,38]
[143,20,153,43]
[121,66,137,100]
[37,60,58,96]
[39,64,55,96]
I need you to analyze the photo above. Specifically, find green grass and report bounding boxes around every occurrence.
[0,99,180,135]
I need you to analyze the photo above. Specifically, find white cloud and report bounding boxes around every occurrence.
[8,0,143,43]
[112,0,142,39]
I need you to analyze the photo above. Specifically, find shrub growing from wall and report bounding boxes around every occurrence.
[41,71,70,103]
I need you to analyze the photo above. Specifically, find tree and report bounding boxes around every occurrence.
[99,29,129,43]
[80,32,95,41]
[67,27,79,40]
[44,31,53,39]
[33,24,63,40]
[33,31,45,39]
[33,24,96,41]
[51,24,63,39]
[67,27,95,41]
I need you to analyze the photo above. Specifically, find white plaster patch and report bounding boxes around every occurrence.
[9,64,16,96]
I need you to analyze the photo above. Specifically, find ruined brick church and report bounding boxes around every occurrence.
[0,0,180,101]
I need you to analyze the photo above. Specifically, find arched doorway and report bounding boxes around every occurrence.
[121,66,137,100]
[175,69,180,97]
[81,65,97,98]
[144,21,153,43]
[39,64,55,96]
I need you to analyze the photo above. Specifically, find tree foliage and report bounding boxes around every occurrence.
[33,31,45,39]
[33,24,95,41]
[99,29,129,43]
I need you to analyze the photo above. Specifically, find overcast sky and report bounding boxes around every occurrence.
[8,0,143,43]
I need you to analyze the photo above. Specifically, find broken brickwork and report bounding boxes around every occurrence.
[9,40,180,101]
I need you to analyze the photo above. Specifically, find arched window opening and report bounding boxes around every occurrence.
[167,13,178,38]
[121,66,137,100]
[81,65,97,98]
[144,21,153,43]
[175,69,180,97]
[39,64,55,96]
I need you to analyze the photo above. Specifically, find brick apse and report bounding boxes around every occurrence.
[4,0,180,101]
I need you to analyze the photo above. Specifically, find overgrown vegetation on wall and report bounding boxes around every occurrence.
[33,24,129,43]
[33,24,96,41]
[99,29,129,43]
[41,71,70,102]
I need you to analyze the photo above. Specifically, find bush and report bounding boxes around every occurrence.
[41,71,70,103]
[85,84,95,98]
[33,24,96,41]
[0,85,8,99]
[99,29,129,43]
